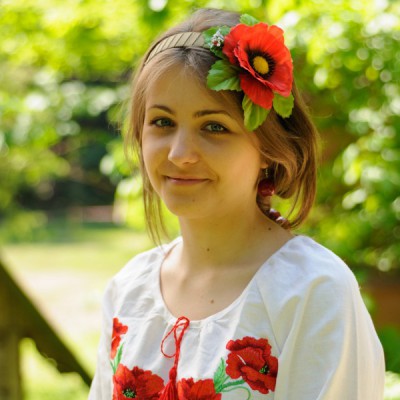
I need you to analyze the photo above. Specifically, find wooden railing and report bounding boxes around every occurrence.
[0,258,92,400]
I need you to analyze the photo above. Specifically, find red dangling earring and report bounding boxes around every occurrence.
[257,168,291,229]
[257,168,275,197]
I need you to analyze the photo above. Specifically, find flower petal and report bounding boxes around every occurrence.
[266,63,293,95]
[223,24,251,65]
[240,73,274,109]
[225,22,293,99]
[241,366,276,394]
[226,352,244,379]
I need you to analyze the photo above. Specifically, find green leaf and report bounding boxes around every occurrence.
[240,14,260,26]
[203,26,231,58]
[242,95,270,131]
[213,358,227,392]
[115,343,124,367]
[110,360,116,375]
[207,60,241,91]
[273,93,294,118]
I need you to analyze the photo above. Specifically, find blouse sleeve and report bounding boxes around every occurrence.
[88,279,115,400]
[264,241,385,400]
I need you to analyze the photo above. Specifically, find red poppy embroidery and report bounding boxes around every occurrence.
[222,23,293,110]
[113,364,165,400]
[226,336,278,394]
[109,316,277,399]
[111,317,128,359]
[177,378,221,400]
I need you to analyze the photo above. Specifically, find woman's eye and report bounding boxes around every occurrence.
[204,122,228,133]
[151,118,173,128]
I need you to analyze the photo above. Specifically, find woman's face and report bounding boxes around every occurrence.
[141,65,267,221]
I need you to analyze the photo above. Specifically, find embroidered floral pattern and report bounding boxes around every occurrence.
[113,364,164,400]
[178,378,221,399]
[110,317,278,399]
[111,318,128,359]
[226,336,278,394]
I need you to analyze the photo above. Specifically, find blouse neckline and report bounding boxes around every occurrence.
[153,235,303,328]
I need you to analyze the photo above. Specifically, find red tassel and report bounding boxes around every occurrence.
[159,370,178,399]
[159,317,190,400]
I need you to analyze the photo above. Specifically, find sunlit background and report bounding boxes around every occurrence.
[1,0,399,398]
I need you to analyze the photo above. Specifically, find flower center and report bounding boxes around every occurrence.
[252,56,270,75]
[259,364,270,375]
[123,388,137,398]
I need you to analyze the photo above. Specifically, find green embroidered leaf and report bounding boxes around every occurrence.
[115,343,124,368]
[110,360,116,375]
[242,95,270,131]
[203,26,230,58]
[213,358,228,393]
[207,60,241,91]
[220,379,247,391]
[240,14,260,26]
[273,93,294,118]
[220,381,252,398]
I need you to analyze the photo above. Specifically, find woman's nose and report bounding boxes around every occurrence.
[167,128,200,166]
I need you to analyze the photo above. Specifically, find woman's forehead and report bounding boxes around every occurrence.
[143,62,242,118]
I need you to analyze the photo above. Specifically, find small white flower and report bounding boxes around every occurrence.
[211,30,225,48]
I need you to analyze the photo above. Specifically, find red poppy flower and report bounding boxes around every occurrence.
[111,318,128,359]
[223,23,293,110]
[226,336,278,394]
[113,364,164,400]
[177,378,221,400]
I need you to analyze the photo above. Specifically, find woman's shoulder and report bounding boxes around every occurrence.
[258,235,359,295]
[255,235,370,337]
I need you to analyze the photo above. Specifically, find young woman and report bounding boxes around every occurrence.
[89,8,385,400]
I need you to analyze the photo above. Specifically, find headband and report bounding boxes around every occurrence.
[145,32,205,65]
[143,14,294,131]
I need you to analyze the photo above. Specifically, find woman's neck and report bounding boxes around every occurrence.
[176,208,292,273]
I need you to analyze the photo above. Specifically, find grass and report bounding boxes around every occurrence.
[2,218,400,399]
[21,339,89,400]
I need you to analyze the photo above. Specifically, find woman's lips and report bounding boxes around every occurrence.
[165,176,209,185]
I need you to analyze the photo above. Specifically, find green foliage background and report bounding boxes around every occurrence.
[2,0,399,273]
[1,0,400,393]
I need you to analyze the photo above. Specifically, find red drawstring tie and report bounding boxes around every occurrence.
[159,316,190,400]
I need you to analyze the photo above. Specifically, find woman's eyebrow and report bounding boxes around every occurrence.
[147,104,175,114]
[193,110,230,118]
[147,105,230,118]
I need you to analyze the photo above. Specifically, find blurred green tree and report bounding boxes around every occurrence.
[0,0,399,276]
[275,0,400,275]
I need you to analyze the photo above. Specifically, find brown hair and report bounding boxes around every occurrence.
[125,8,319,242]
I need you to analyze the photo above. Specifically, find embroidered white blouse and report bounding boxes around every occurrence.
[89,235,385,400]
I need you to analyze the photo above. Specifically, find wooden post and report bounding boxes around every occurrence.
[0,287,22,400]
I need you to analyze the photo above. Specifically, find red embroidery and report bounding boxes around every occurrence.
[177,378,222,399]
[226,336,278,394]
[111,318,128,359]
[113,364,164,400]
[159,317,191,400]
[109,315,278,399]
